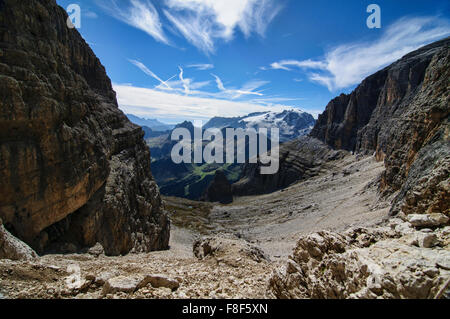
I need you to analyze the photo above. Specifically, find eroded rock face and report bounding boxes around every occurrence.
[203,170,233,204]
[269,225,450,299]
[0,0,169,255]
[232,137,347,196]
[310,38,450,217]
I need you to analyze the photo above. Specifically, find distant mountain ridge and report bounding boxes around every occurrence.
[126,114,175,132]
[204,109,315,142]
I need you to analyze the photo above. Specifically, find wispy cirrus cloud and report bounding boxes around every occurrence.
[125,58,287,120]
[130,59,213,94]
[178,66,191,94]
[186,63,215,70]
[96,0,282,54]
[212,74,226,91]
[267,16,450,91]
[114,84,294,123]
[211,74,267,99]
[270,59,327,71]
[129,59,175,89]
[97,0,169,44]
[84,10,98,19]
[163,0,283,54]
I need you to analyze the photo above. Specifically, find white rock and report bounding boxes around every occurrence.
[407,214,449,228]
[140,274,180,291]
[0,224,38,261]
[416,233,438,248]
[394,222,414,235]
[95,271,118,285]
[269,228,450,299]
[87,243,104,257]
[102,276,141,294]
[441,226,450,236]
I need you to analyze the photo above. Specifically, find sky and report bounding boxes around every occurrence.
[56,0,450,124]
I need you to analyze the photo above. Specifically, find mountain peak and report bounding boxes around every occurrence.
[203,109,315,142]
[126,114,174,132]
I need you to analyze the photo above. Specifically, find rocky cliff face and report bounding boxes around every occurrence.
[0,0,169,255]
[203,170,233,204]
[269,38,450,299]
[310,38,450,217]
[232,137,346,196]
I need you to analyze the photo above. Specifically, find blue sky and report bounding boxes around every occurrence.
[56,0,450,124]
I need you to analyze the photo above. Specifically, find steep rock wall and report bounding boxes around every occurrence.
[0,0,169,255]
[310,38,450,216]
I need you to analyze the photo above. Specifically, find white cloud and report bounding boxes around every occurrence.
[211,74,267,99]
[97,0,281,54]
[189,81,211,90]
[114,84,294,122]
[84,11,98,19]
[163,0,282,54]
[97,0,169,44]
[129,59,174,89]
[211,74,226,91]
[270,59,327,71]
[150,69,211,94]
[164,9,215,54]
[129,61,213,95]
[186,63,215,70]
[178,66,190,94]
[232,80,268,99]
[268,16,450,91]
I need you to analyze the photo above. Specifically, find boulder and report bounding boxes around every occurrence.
[0,220,38,261]
[416,233,438,248]
[407,213,449,228]
[193,235,269,266]
[87,243,105,257]
[102,276,142,295]
[140,274,180,291]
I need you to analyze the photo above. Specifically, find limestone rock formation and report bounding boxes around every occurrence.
[269,223,450,299]
[232,137,346,196]
[193,235,269,267]
[0,218,38,260]
[203,170,233,204]
[310,38,450,217]
[0,0,169,255]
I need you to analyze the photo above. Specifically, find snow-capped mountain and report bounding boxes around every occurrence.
[203,109,315,142]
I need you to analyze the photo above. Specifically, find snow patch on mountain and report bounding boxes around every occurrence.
[204,109,315,142]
